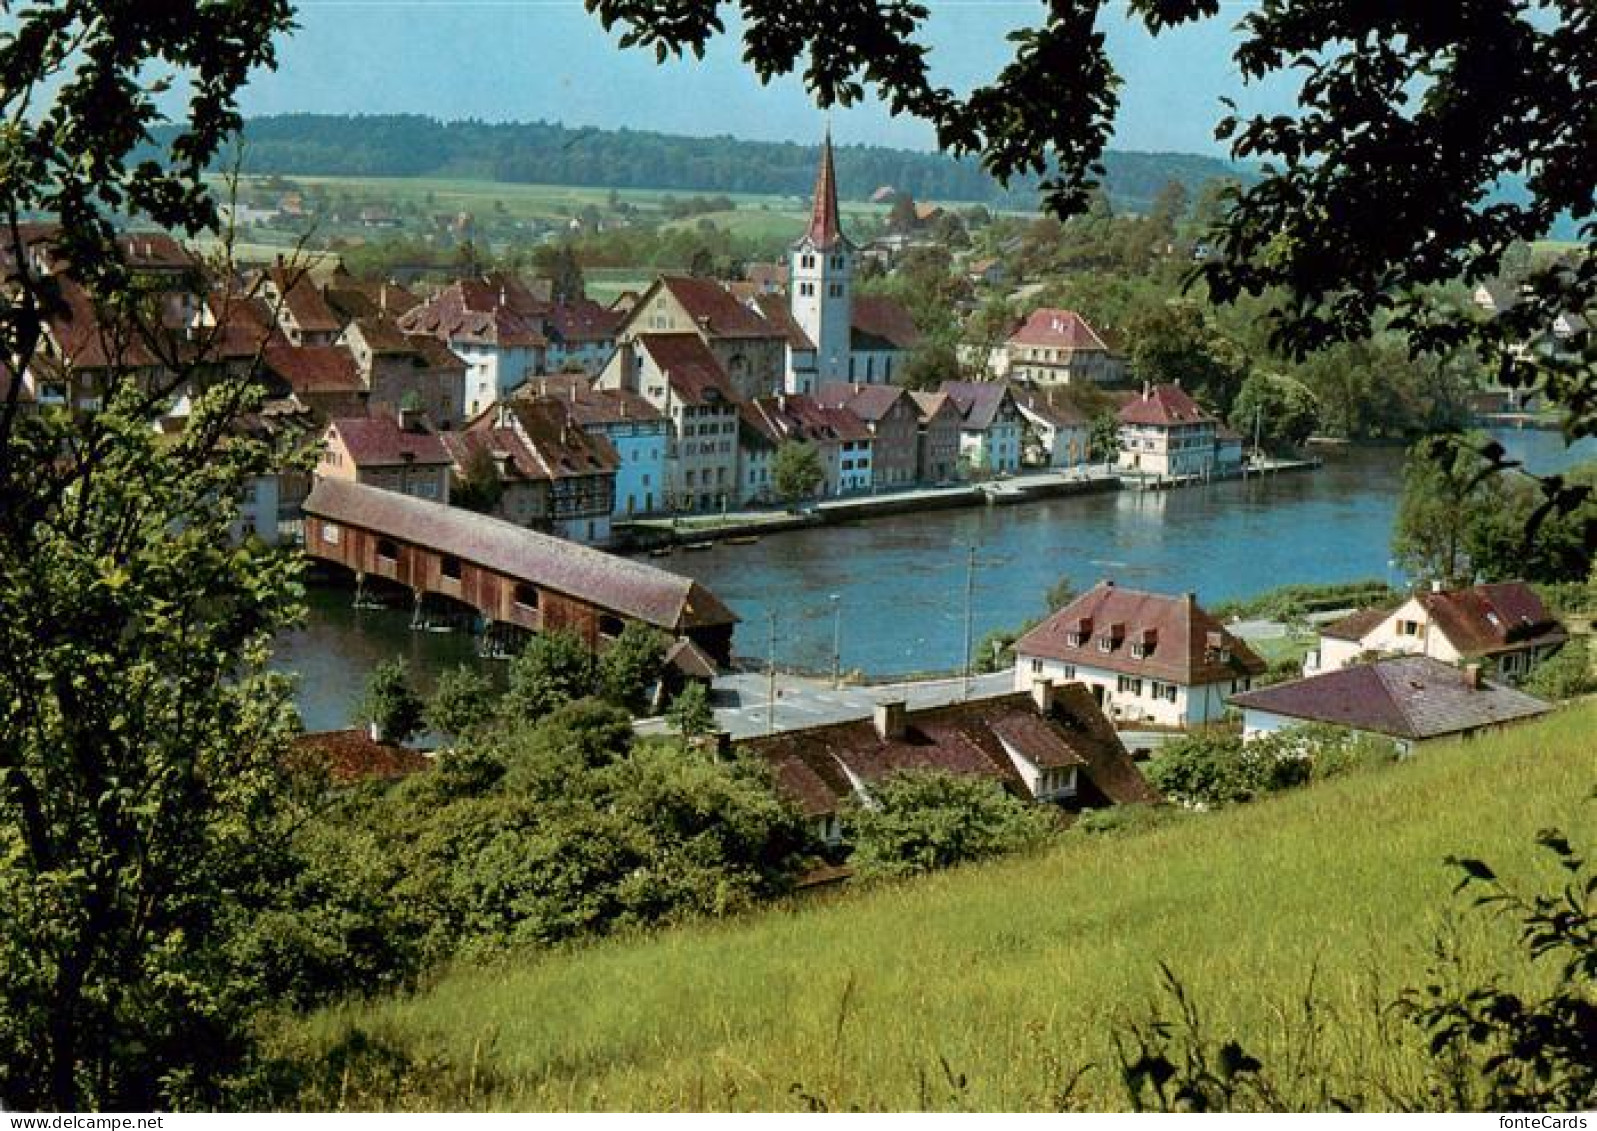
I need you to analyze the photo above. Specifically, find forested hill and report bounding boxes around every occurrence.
[169,114,1247,212]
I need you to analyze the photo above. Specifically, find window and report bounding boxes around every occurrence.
[1060,664,1076,680]
[514,583,539,610]
[1066,632,1084,647]
[1117,675,1143,696]
[1098,636,1113,653]
[1130,642,1149,659]
[599,614,625,638]
[800,282,814,297]
[828,283,843,298]
[320,523,340,545]
[376,538,399,562]
[802,254,815,269]
[440,554,462,581]
[1399,619,1422,636]
[1030,659,1044,675]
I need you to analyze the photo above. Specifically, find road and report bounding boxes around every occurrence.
[637,668,1015,739]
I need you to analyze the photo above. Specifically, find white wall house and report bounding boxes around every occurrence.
[1014,581,1266,728]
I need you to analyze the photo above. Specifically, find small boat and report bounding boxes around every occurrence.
[725,535,760,545]
[648,547,675,558]
[682,541,715,552]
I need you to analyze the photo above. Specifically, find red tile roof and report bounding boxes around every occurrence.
[1010,383,1090,428]
[939,380,1018,431]
[850,295,922,352]
[264,345,363,394]
[545,297,624,344]
[752,293,817,351]
[43,276,162,370]
[1008,308,1110,352]
[739,686,1157,818]
[518,376,665,428]
[400,279,549,349]
[303,477,737,631]
[267,264,342,334]
[635,333,739,406]
[1418,582,1569,657]
[815,381,911,424]
[1119,383,1215,427]
[469,398,621,479]
[1321,605,1399,642]
[1017,581,1266,685]
[327,414,451,468]
[1230,656,1551,740]
[659,275,782,340]
[289,729,432,782]
[742,393,873,447]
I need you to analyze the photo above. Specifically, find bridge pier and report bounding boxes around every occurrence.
[409,587,425,630]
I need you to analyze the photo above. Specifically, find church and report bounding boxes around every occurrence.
[781,132,920,395]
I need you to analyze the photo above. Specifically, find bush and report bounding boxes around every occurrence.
[1146,726,1379,809]
[357,659,425,743]
[503,630,595,721]
[1521,637,1597,701]
[597,622,669,714]
[426,664,496,740]
[844,770,1056,882]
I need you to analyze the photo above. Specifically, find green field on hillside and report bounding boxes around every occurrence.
[280,705,1594,1111]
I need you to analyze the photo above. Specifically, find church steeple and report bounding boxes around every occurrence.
[802,129,845,250]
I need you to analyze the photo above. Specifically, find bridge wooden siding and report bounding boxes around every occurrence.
[302,478,737,664]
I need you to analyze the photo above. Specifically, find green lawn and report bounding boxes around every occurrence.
[278,702,1594,1111]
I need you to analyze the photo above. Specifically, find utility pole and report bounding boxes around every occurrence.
[766,609,778,735]
[1253,403,1263,469]
[829,593,842,690]
[962,543,976,699]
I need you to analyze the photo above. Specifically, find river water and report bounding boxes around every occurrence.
[278,429,1592,731]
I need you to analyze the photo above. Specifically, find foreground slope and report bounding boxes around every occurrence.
[292,704,1595,1110]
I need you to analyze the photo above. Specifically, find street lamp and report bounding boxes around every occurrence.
[829,593,842,689]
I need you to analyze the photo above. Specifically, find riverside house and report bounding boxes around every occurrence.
[1014,581,1266,728]
[1118,382,1241,479]
[316,411,452,504]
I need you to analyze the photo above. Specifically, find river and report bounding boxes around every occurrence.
[277,429,1593,731]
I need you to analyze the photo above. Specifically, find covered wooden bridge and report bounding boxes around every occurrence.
[301,478,738,665]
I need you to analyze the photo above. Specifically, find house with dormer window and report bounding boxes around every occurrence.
[1014,580,1266,728]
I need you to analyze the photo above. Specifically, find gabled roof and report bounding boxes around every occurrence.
[266,264,342,334]
[797,130,847,251]
[1008,308,1110,352]
[544,297,625,344]
[665,637,718,680]
[1010,383,1090,429]
[263,345,363,394]
[1321,605,1397,642]
[752,294,816,351]
[658,275,782,340]
[324,279,421,323]
[517,375,665,428]
[939,380,1018,431]
[405,333,468,371]
[289,730,432,782]
[1016,581,1267,685]
[815,381,913,424]
[42,276,162,370]
[742,393,872,448]
[347,315,414,355]
[468,397,621,479]
[399,279,549,349]
[910,390,960,424]
[851,295,921,352]
[326,414,451,468]
[739,686,1157,818]
[1418,582,1569,658]
[303,477,738,632]
[1119,383,1215,427]
[1230,656,1551,740]
[635,333,739,406]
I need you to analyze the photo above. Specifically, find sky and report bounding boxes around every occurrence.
[238,1,1301,156]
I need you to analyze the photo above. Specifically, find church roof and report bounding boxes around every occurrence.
[797,131,849,251]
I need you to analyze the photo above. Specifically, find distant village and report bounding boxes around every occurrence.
[4,134,1584,842]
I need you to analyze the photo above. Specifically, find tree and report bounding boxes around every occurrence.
[1392,437,1504,587]
[887,192,918,233]
[1088,411,1123,464]
[843,770,1056,882]
[772,441,825,502]
[1045,576,1078,613]
[450,442,505,514]
[1126,302,1249,416]
[532,242,586,303]
[1228,373,1320,455]
[358,659,426,744]
[597,622,669,715]
[895,339,961,392]
[0,3,301,1111]
[504,630,597,720]
[426,664,497,740]
[665,681,716,747]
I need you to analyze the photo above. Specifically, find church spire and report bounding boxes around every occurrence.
[803,128,844,249]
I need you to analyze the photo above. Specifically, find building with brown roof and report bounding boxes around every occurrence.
[1118,382,1241,478]
[1010,383,1092,468]
[543,297,626,375]
[612,274,788,402]
[339,316,468,428]
[302,477,738,664]
[289,729,433,782]
[740,681,1159,845]
[1305,581,1569,684]
[817,381,920,489]
[260,261,343,347]
[1231,655,1552,755]
[740,393,874,500]
[1002,308,1123,386]
[939,380,1024,475]
[910,390,963,484]
[1015,581,1267,728]
[399,278,549,418]
[317,412,452,504]
[261,344,367,419]
[598,333,741,513]
[519,376,669,519]
[454,398,620,545]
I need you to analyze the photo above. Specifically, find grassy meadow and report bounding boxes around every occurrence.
[278,703,1595,1111]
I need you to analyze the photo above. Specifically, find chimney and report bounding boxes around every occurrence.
[1431,579,1444,593]
[1464,663,1482,690]
[873,700,907,741]
[1141,382,1151,401]
[1030,678,1055,714]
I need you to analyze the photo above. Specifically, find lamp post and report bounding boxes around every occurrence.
[829,593,842,689]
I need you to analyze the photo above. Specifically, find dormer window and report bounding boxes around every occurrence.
[1130,642,1149,659]
[1066,632,1084,647]
[1098,635,1114,653]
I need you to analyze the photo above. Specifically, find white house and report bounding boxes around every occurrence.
[1304,581,1568,683]
[1118,383,1241,479]
[939,381,1024,476]
[1014,581,1267,728]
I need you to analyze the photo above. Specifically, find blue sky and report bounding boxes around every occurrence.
[241,1,1299,156]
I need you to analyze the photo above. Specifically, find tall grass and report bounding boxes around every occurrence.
[279,704,1595,1110]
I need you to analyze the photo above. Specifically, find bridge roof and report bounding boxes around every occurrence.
[303,478,738,632]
